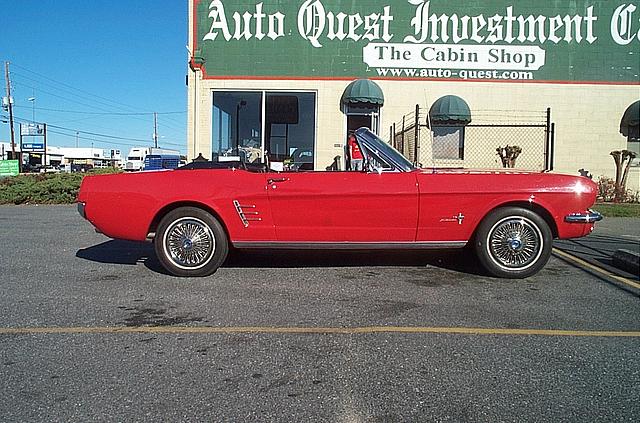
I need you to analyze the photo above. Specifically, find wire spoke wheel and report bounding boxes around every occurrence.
[475,207,552,278]
[164,217,215,270]
[487,216,543,271]
[155,207,229,277]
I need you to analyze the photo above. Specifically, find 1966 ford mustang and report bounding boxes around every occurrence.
[77,128,602,279]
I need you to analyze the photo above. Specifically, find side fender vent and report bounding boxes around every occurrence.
[233,200,262,227]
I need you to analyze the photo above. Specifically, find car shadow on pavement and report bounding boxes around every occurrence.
[76,240,169,275]
[226,249,486,274]
[76,240,486,276]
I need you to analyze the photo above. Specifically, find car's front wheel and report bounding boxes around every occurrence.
[154,207,228,277]
[474,207,552,279]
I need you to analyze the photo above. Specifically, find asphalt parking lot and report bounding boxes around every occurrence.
[1,205,639,422]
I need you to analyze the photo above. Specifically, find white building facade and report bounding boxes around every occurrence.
[187,0,640,190]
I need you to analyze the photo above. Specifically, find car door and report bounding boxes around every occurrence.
[266,171,418,243]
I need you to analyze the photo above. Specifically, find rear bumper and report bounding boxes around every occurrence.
[564,210,603,224]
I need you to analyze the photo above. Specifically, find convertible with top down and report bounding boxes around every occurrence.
[77,128,601,279]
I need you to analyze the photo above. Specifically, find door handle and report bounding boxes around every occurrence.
[268,177,289,184]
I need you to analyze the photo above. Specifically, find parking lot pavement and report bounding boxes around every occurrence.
[1,205,639,422]
[554,217,640,281]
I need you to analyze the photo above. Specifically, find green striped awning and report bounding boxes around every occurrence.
[620,100,639,137]
[341,79,384,106]
[429,95,472,124]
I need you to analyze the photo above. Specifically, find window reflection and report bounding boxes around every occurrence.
[266,93,315,169]
[212,91,316,169]
[212,92,262,162]
[432,126,465,160]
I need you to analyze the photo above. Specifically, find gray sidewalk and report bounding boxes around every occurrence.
[554,217,640,280]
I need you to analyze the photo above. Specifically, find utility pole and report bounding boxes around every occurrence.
[153,112,158,148]
[4,62,17,168]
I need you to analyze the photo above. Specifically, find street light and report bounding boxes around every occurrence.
[27,96,35,122]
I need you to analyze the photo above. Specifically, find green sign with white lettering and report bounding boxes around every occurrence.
[193,0,639,83]
[0,160,19,177]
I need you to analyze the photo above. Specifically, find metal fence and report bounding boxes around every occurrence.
[389,106,555,171]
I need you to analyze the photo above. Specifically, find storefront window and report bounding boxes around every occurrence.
[432,126,465,160]
[212,91,316,168]
[266,93,315,169]
[428,95,472,162]
[212,92,262,162]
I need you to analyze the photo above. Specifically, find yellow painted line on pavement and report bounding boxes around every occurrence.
[1,326,639,337]
[553,248,640,290]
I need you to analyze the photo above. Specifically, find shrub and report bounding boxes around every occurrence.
[597,176,616,202]
[0,169,121,205]
[597,175,639,203]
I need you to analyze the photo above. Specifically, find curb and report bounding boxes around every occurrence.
[613,249,640,276]
[552,248,640,293]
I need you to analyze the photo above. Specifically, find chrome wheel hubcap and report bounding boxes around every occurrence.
[163,217,214,270]
[488,216,542,270]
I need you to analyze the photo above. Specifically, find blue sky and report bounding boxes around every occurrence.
[0,1,188,154]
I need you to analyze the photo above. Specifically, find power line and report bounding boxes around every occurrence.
[13,105,186,116]
[47,128,184,149]
[11,64,151,114]
[11,76,187,133]
[47,129,185,149]
[12,114,185,148]
[46,129,141,148]
[12,80,136,115]
[8,63,187,140]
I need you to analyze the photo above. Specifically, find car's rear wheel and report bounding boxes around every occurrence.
[474,207,552,279]
[154,207,228,277]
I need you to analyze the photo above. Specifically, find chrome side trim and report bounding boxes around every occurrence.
[232,241,467,250]
[233,200,262,228]
[564,210,603,224]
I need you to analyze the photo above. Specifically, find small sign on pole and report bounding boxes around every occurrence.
[22,143,44,151]
[20,123,45,136]
[0,160,19,177]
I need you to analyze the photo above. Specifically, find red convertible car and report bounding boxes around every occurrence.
[77,128,601,279]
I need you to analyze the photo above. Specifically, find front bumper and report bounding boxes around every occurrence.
[564,210,603,224]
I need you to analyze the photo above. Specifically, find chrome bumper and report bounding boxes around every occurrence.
[564,210,603,224]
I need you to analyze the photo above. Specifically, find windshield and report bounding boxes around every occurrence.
[355,128,416,172]
[128,156,141,161]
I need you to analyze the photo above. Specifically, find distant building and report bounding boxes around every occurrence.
[55,147,122,168]
[0,142,122,168]
[0,142,22,161]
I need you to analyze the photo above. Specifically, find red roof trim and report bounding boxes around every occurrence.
[197,74,640,86]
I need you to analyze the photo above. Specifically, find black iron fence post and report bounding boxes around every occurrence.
[549,122,555,171]
[414,104,420,166]
[544,107,551,170]
[391,105,550,171]
[390,125,394,149]
[401,116,405,157]
[392,123,396,153]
